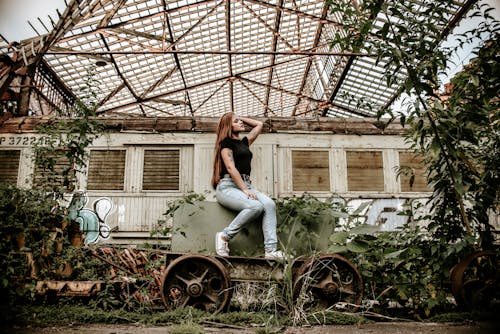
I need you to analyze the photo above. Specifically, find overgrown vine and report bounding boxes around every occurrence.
[328,0,499,247]
[32,66,103,197]
[1,66,105,303]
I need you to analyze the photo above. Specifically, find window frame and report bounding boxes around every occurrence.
[141,147,182,192]
[290,148,332,193]
[0,149,21,185]
[397,150,431,193]
[32,148,76,191]
[345,149,385,193]
[86,149,127,192]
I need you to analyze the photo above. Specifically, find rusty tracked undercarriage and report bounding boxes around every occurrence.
[27,200,365,312]
[25,201,499,313]
[34,246,364,313]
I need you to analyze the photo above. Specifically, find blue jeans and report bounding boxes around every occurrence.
[215,177,278,252]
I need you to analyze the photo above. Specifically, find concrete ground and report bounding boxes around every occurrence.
[1,321,499,334]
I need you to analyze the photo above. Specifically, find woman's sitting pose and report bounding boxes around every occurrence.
[211,112,285,260]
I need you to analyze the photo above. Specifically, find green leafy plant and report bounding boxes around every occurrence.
[328,0,499,249]
[275,194,345,257]
[416,37,500,248]
[151,192,207,240]
[327,201,478,318]
[275,195,370,324]
[0,183,64,301]
[32,66,103,197]
[0,66,105,304]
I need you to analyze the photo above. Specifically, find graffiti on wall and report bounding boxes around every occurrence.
[67,191,113,244]
[336,197,431,231]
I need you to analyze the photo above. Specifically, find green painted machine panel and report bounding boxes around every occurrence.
[171,201,337,257]
[171,201,264,256]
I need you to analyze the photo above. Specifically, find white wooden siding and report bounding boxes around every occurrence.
[194,144,215,194]
[1,131,443,241]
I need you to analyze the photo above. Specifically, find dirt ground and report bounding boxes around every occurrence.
[1,321,499,334]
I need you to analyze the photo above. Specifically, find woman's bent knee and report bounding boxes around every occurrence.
[264,200,276,211]
[248,201,264,214]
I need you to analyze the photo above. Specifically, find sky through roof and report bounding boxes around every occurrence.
[1,0,495,119]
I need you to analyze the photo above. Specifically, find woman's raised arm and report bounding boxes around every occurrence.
[240,117,263,145]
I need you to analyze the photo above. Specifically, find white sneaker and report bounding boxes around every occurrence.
[265,250,286,260]
[215,232,229,256]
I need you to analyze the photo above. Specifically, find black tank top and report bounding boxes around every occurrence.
[220,136,252,176]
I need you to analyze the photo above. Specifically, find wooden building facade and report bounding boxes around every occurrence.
[1,116,433,244]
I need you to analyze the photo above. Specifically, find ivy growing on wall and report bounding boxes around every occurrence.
[32,66,103,197]
[0,66,105,303]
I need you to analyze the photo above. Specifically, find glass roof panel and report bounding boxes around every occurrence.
[1,0,472,119]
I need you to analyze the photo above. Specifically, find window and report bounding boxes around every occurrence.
[292,150,330,191]
[143,149,180,190]
[33,150,74,191]
[0,150,20,184]
[87,150,126,190]
[398,152,430,192]
[346,151,384,191]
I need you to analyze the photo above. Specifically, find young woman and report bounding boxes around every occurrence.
[211,112,284,260]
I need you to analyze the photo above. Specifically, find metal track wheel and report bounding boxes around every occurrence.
[450,250,499,310]
[293,254,363,311]
[160,254,232,312]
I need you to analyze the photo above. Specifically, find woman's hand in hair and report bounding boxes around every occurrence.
[240,117,263,145]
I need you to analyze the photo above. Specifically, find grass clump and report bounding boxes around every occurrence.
[306,310,367,326]
[207,310,274,327]
[169,322,205,334]
[426,310,499,323]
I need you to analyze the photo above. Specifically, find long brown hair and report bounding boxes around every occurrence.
[211,112,235,188]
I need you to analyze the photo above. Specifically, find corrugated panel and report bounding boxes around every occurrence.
[247,145,274,195]
[0,150,20,184]
[398,152,430,192]
[346,151,384,191]
[194,145,215,192]
[142,150,180,190]
[292,150,330,191]
[87,150,126,190]
[103,195,170,232]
